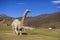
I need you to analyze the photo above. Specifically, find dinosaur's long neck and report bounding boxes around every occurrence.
[21,9,30,26]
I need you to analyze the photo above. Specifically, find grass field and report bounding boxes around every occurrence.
[0,25,60,40]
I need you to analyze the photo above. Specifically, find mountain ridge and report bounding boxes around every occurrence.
[0,12,60,28]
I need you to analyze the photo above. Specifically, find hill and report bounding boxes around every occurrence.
[0,12,60,28]
[24,12,60,28]
[0,14,14,26]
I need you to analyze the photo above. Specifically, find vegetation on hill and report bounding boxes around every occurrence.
[0,12,60,28]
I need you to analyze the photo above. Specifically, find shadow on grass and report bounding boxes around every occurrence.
[22,33,28,35]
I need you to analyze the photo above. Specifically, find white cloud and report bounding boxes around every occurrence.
[52,0,60,4]
[51,0,60,8]
[57,6,60,8]
[16,3,24,4]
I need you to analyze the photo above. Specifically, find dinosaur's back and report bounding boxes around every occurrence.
[11,19,22,28]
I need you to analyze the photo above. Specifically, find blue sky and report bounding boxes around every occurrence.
[0,0,60,17]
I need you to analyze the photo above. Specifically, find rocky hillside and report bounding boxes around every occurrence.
[25,12,60,28]
[0,14,14,25]
[0,12,60,28]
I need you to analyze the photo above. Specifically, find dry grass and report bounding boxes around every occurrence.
[0,28,60,40]
[0,33,59,40]
[0,23,60,40]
